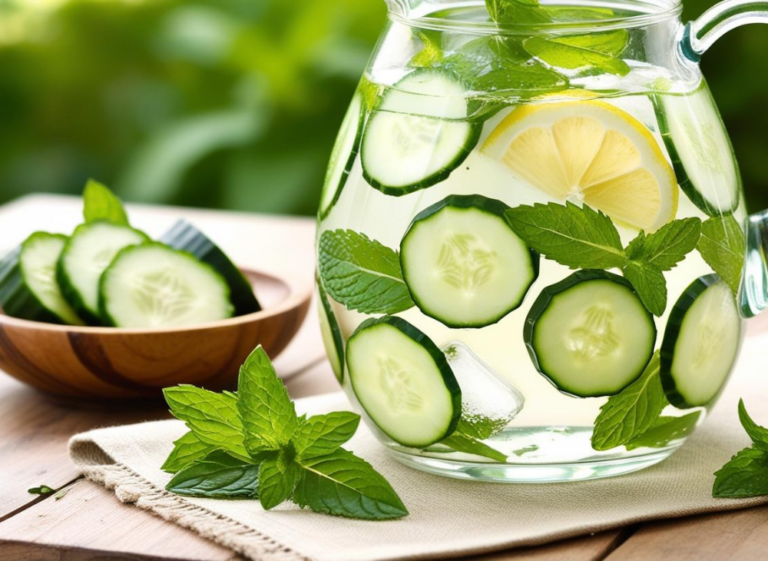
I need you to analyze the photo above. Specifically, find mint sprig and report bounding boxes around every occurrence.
[483,0,629,77]
[591,352,669,451]
[697,215,745,295]
[505,202,702,315]
[162,346,408,520]
[83,179,130,226]
[714,400,768,498]
[318,229,415,315]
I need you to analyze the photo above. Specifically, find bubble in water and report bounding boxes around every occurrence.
[443,341,525,438]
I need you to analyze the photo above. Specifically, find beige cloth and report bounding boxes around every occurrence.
[69,334,768,561]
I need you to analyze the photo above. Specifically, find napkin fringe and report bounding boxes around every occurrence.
[71,435,309,561]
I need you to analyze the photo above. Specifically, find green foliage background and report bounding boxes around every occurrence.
[0,0,765,215]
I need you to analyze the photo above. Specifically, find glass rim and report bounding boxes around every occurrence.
[387,0,683,35]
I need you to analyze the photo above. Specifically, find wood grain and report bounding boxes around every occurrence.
[467,530,628,561]
[605,506,768,561]
[0,371,168,522]
[0,479,243,561]
[0,269,310,400]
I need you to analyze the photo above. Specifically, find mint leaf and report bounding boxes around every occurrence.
[259,452,301,510]
[505,202,626,269]
[553,30,629,57]
[295,412,360,458]
[161,431,218,474]
[28,485,55,495]
[523,36,629,76]
[295,448,408,520]
[591,353,668,451]
[625,412,701,450]
[318,230,414,315]
[487,0,552,24]
[166,451,260,499]
[626,218,702,271]
[163,386,249,461]
[83,179,130,226]
[472,62,569,97]
[713,447,768,498]
[698,216,745,295]
[441,433,507,462]
[738,399,768,452]
[622,260,668,316]
[454,416,506,441]
[237,346,298,457]
[442,37,568,98]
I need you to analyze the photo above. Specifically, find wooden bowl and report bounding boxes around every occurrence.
[0,269,311,401]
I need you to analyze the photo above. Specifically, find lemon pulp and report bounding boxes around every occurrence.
[482,101,678,231]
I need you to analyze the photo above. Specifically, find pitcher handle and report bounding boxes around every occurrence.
[679,0,768,318]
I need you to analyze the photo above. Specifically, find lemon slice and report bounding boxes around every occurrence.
[482,101,678,231]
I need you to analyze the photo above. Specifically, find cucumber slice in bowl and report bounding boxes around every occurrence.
[100,243,234,328]
[346,316,461,448]
[0,233,84,325]
[401,195,538,328]
[525,270,657,398]
[655,88,740,217]
[58,222,149,323]
[317,280,344,383]
[660,275,741,409]
[319,92,364,220]
[361,69,481,196]
[161,220,261,316]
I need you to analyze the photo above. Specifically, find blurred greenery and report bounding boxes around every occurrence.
[0,0,766,215]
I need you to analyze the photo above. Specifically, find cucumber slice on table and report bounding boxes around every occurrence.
[655,88,740,216]
[319,92,364,220]
[524,270,657,398]
[0,233,83,325]
[401,194,538,328]
[161,220,261,316]
[660,275,741,409]
[317,281,344,383]
[346,316,461,447]
[58,221,149,323]
[361,69,481,195]
[100,243,234,328]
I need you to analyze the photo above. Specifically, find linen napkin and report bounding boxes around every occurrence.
[69,333,768,561]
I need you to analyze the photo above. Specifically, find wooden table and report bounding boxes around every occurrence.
[0,195,766,561]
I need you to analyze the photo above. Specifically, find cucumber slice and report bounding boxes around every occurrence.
[319,92,364,220]
[0,233,84,325]
[660,275,741,408]
[361,69,481,195]
[58,222,149,323]
[346,316,461,447]
[317,281,344,383]
[655,87,740,216]
[524,270,657,398]
[161,220,261,316]
[100,243,234,328]
[401,195,538,328]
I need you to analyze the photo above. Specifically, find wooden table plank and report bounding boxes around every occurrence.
[0,479,243,561]
[471,530,627,561]
[605,506,768,561]
[0,371,168,522]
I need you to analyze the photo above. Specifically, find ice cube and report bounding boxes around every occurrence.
[443,341,524,438]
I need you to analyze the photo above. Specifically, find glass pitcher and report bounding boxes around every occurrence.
[315,0,768,483]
